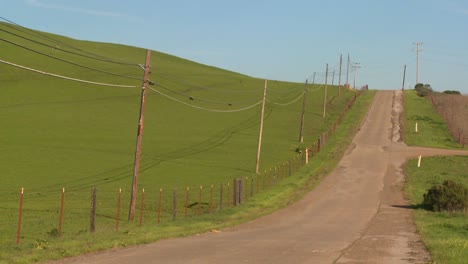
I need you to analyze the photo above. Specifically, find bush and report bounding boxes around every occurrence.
[414,83,433,97]
[442,90,461,95]
[423,180,468,212]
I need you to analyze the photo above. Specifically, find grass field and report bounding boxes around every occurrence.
[0,21,369,263]
[403,89,467,263]
[403,156,468,264]
[403,90,461,149]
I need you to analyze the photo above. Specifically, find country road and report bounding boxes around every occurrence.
[53,91,468,264]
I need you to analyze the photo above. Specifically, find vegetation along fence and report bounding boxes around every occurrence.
[3,91,363,245]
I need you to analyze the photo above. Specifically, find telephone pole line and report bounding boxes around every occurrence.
[414,42,423,84]
[323,64,328,118]
[402,64,406,91]
[312,72,316,84]
[255,80,268,174]
[299,79,308,143]
[129,50,151,221]
[346,53,350,86]
[352,62,361,90]
[338,54,342,96]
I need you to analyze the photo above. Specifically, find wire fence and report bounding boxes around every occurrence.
[3,90,364,246]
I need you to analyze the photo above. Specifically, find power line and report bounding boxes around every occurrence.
[0,27,140,67]
[154,83,237,105]
[0,37,143,81]
[0,17,140,67]
[0,59,138,88]
[148,86,263,113]
[266,92,304,106]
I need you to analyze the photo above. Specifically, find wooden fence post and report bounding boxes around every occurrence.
[115,188,121,231]
[90,187,97,233]
[16,188,24,244]
[58,187,65,235]
[219,183,223,210]
[172,189,177,221]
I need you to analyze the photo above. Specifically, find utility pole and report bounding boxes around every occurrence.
[352,62,361,90]
[338,54,342,96]
[312,72,316,84]
[299,79,308,143]
[414,42,423,84]
[129,50,151,221]
[332,70,335,85]
[323,64,328,118]
[402,64,406,91]
[255,80,268,174]
[346,53,350,86]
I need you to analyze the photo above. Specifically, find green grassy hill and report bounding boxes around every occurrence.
[0,21,358,262]
[1,21,352,194]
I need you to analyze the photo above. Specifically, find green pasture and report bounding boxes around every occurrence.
[404,156,468,264]
[0,22,364,263]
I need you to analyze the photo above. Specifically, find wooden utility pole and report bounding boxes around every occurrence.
[299,80,308,143]
[331,71,335,85]
[255,80,268,174]
[128,50,151,221]
[338,54,342,96]
[353,62,361,90]
[312,72,316,84]
[346,53,350,86]
[415,42,423,84]
[323,64,328,118]
[402,64,406,91]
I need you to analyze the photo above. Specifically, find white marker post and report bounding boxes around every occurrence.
[415,122,418,133]
[305,148,309,164]
[417,155,422,168]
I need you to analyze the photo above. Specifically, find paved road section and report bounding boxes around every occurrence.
[54,91,468,264]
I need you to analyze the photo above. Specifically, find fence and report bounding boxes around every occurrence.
[4,91,363,245]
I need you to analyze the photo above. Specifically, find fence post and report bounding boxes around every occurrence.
[219,183,223,210]
[90,187,96,233]
[16,187,24,244]
[172,188,177,221]
[209,185,213,213]
[157,188,162,224]
[184,187,189,218]
[198,186,203,215]
[305,148,309,164]
[58,187,65,235]
[227,182,231,207]
[139,188,145,227]
[250,175,254,197]
[115,188,121,231]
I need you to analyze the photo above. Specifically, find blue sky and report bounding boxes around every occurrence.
[2,0,468,93]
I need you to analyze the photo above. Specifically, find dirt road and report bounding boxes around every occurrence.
[55,91,468,263]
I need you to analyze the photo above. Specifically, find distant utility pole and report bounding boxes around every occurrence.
[402,64,406,91]
[299,79,308,143]
[338,54,342,96]
[323,64,328,118]
[129,50,152,221]
[414,42,423,84]
[346,53,350,86]
[331,71,335,85]
[312,72,316,84]
[352,62,361,90]
[255,80,268,175]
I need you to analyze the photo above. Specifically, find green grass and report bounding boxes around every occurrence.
[1,88,376,264]
[0,22,373,262]
[403,90,461,149]
[403,156,468,264]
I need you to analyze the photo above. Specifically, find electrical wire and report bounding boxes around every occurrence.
[0,27,142,68]
[0,37,143,81]
[148,86,263,113]
[154,83,234,105]
[266,92,304,106]
[0,17,140,67]
[0,59,139,88]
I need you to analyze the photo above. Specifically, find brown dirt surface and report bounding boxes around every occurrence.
[430,93,468,146]
[49,91,468,264]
